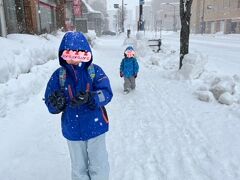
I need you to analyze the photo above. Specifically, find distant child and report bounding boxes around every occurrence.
[44,32,113,180]
[120,46,139,94]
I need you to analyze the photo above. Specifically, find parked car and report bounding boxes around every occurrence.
[102,30,116,36]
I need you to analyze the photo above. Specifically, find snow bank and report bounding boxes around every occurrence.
[0,32,63,83]
[85,30,97,47]
[195,73,240,105]
[196,90,215,102]
[218,92,234,105]
[0,60,58,118]
[136,31,145,40]
[177,53,208,80]
[0,32,64,117]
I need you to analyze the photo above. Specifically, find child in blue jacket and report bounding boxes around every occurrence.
[120,46,139,94]
[44,32,113,180]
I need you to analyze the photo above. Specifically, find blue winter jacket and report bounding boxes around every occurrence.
[120,57,139,78]
[44,32,113,141]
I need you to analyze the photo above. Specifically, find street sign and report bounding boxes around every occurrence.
[140,0,145,5]
[114,4,119,8]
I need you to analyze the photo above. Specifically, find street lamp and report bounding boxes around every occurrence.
[161,2,179,32]
[114,1,126,33]
[114,4,120,33]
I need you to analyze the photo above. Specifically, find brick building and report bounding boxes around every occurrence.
[191,0,240,34]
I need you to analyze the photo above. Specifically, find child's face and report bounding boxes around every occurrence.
[125,50,135,58]
[61,50,92,65]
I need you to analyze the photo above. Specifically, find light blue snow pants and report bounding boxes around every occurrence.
[67,134,109,180]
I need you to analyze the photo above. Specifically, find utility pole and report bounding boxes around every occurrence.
[0,0,7,37]
[114,3,120,34]
[138,0,144,31]
[122,0,124,32]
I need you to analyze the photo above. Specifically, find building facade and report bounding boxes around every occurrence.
[84,0,108,31]
[0,0,105,37]
[150,0,180,31]
[0,0,60,35]
[191,0,240,34]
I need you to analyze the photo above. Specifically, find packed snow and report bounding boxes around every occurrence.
[0,31,240,180]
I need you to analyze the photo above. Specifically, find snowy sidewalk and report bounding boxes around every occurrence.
[95,37,240,180]
[0,35,240,180]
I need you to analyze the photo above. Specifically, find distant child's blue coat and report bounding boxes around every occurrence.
[44,32,113,141]
[120,57,139,78]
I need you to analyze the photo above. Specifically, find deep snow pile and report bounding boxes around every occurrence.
[0,33,64,117]
[195,73,240,105]
[0,33,62,83]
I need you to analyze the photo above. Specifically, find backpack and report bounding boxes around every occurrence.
[59,63,95,89]
[59,64,109,123]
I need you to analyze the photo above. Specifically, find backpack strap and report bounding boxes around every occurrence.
[88,63,96,81]
[59,64,95,89]
[59,67,66,90]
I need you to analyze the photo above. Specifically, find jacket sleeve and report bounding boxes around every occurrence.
[44,69,62,114]
[120,59,124,73]
[92,65,113,107]
[134,58,139,74]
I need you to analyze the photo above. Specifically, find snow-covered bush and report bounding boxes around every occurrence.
[177,53,207,80]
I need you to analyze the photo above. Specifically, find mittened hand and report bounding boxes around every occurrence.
[120,72,123,77]
[49,90,66,111]
[71,92,97,109]
[71,92,90,106]
[134,74,137,78]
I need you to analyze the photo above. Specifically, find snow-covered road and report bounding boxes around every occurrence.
[0,35,240,180]
[160,33,240,75]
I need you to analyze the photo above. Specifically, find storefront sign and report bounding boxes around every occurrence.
[73,0,82,17]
